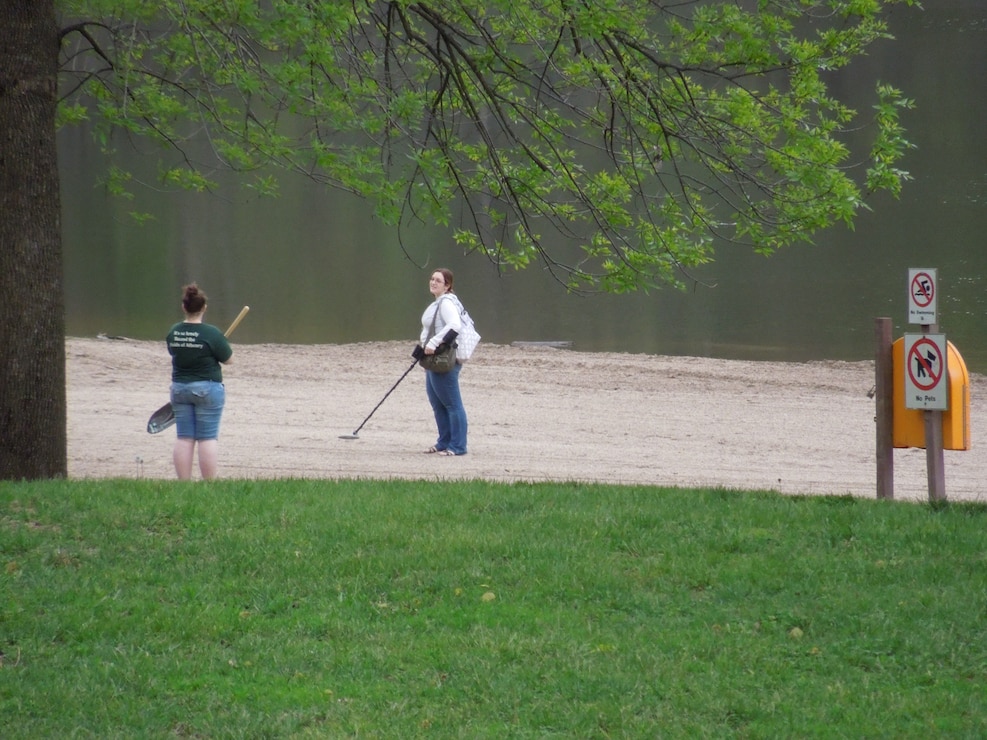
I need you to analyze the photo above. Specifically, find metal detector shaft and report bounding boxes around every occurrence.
[344,358,419,438]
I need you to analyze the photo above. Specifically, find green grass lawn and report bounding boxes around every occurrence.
[1,479,985,737]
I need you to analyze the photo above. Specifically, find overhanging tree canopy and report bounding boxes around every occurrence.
[58,0,916,291]
[0,0,918,480]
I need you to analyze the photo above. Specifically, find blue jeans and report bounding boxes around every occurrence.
[171,381,226,440]
[425,363,468,455]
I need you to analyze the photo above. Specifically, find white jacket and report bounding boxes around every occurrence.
[420,294,463,351]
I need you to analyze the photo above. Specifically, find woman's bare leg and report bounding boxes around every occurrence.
[173,438,196,480]
[197,439,219,479]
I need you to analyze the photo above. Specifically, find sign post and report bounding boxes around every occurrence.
[905,268,945,501]
[874,318,894,500]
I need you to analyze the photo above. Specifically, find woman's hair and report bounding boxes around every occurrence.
[182,283,208,315]
[435,268,455,293]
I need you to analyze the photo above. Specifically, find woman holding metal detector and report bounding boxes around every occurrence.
[418,268,468,456]
[166,283,235,479]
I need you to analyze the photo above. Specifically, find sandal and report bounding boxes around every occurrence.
[424,446,444,454]
[435,450,456,456]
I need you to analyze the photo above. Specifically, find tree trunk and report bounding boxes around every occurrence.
[0,0,66,479]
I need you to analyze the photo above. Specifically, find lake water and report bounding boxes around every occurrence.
[58,3,987,372]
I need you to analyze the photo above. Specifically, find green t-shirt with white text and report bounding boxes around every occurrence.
[167,322,232,383]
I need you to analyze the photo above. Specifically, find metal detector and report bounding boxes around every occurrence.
[339,354,420,439]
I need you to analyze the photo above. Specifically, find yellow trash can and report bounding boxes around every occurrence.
[892,338,970,450]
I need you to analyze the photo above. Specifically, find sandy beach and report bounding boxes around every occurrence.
[66,337,984,502]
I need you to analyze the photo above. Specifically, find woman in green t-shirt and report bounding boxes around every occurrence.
[166,283,233,479]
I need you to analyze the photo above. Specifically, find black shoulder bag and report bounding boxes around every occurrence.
[419,297,457,373]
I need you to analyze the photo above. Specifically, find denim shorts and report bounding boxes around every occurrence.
[170,381,226,440]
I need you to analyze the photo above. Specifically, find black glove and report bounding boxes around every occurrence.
[412,344,425,360]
